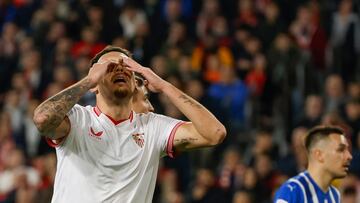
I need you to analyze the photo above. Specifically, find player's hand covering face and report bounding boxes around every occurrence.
[93,52,136,99]
[123,57,167,93]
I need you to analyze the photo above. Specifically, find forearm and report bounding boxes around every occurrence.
[162,83,226,143]
[33,77,92,133]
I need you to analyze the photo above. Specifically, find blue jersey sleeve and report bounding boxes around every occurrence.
[274,182,302,203]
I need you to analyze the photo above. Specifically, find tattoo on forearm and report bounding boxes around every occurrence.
[174,137,199,145]
[178,94,202,108]
[34,78,91,135]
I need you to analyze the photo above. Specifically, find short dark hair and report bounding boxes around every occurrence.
[304,125,345,152]
[89,46,131,67]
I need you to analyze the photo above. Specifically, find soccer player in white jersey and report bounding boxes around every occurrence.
[33,46,226,203]
[274,126,353,203]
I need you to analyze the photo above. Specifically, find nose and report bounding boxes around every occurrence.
[114,63,125,72]
[346,150,353,161]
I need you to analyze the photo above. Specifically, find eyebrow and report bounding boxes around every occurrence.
[337,143,348,149]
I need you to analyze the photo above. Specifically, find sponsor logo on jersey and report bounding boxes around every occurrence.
[132,133,144,148]
[89,127,103,140]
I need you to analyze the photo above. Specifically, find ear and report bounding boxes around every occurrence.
[313,148,325,163]
[90,86,99,94]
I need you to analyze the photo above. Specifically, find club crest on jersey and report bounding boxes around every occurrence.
[132,133,144,148]
[89,127,103,140]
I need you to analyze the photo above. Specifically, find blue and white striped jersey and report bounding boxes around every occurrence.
[274,171,341,203]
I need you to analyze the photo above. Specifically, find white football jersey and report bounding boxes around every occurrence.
[48,104,184,203]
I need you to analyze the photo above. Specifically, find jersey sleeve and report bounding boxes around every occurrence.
[146,113,185,158]
[52,104,89,148]
[45,104,88,148]
[46,104,87,148]
[274,182,301,203]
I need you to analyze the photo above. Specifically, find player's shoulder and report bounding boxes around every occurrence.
[274,174,306,202]
[330,184,341,199]
[134,112,167,122]
[277,177,303,194]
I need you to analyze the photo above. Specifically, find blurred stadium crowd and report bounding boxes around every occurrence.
[0,0,359,202]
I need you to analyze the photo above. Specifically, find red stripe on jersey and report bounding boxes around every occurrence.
[166,121,186,158]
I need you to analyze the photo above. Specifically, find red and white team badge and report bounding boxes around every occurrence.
[132,133,145,148]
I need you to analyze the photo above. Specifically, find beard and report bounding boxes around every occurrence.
[113,88,130,99]
[98,82,134,104]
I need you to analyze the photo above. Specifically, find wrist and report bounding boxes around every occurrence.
[160,81,174,94]
[82,76,96,89]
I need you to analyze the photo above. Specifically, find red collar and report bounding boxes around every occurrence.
[93,106,133,125]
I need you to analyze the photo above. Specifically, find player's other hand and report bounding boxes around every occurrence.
[87,60,115,88]
[123,57,168,93]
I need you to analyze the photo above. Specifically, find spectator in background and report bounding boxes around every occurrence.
[52,65,75,89]
[238,167,260,201]
[256,2,285,51]
[277,127,308,177]
[41,21,67,63]
[254,153,280,202]
[24,99,41,158]
[245,53,267,97]
[234,0,258,29]
[188,168,229,203]
[290,3,328,71]
[295,94,324,129]
[207,67,249,138]
[218,147,243,191]
[231,26,250,63]
[347,82,360,100]
[191,34,234,83]
[19,49,46,98]
[342,99,360,148]
[330,0,360,83]
[46,37,74,73]
[86,6,106,42]
[0,148,40,202]
[71,26,106,59]
[338,174,360,203]
[161,22,193,56]
[211,16,231,47]
[178,55,199,82]
[324,74,346,114]
[232,190,253,203]
[119,3,147,39]
[196,0,221,39]
[0,22,20,93]
[3,90,25,149]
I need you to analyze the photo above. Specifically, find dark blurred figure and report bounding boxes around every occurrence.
[329,0,360,83]
[295,94,324,129]
[188,168,229,203]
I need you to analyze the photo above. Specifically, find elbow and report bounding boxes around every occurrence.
[209,125,227,146]
[33,114,49,134]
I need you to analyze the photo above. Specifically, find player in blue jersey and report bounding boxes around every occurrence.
[274,126,353,203]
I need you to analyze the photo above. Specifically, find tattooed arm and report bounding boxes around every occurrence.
[33,61,111,139]
[33,78,93,139]
[123,58,226,151]
[162,84,226,150]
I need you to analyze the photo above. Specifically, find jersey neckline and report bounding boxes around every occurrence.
[93,106,134,125]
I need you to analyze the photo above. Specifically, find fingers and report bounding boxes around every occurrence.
[123,57,143,72]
